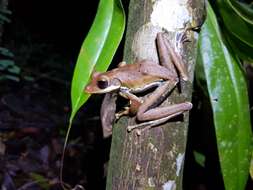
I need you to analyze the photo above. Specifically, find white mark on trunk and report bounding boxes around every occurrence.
[151,0,190,31]
[132,23,162,61]
[163,180,176,190]
[148,177,156,187]
[176,153,185,176]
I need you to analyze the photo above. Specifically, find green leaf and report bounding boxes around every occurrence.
[197,3,253,190]
[61,1,125,187]
[223,27,253,61]
[216,0,253,61]
[0,74,20,82]
[23,75,35,81]
[0,47,14,57]
[0,8,12,15]
[250,151,253,180]
[70,0,125,122]
[30,173,50,190]
[7,65,20,74]
[0,14,10,23]
[218,0,253,46]
[227,0,253,25]
[0,60,15,70]
[193,151,205,168]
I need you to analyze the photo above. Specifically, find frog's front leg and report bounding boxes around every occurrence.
[100,92,118,138]
[118,88,143,116]
[100,89,141,138]
[127,80,192,132]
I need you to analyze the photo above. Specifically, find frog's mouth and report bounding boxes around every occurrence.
[97,85,121,93]
[85,84,120,94]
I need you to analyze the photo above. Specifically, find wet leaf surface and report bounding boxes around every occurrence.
[197,3,253,190]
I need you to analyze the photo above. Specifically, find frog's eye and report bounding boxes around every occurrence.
[97,79,109,89]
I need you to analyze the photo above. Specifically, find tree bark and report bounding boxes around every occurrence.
[106,0,205,189]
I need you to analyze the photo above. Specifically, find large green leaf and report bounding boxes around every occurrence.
[228,0,253,25]
[216,0,253,61]
[61,1,125,187]
[197,3,252,190]
[70,0,125,122]
[223,26,253,63]
[250,151,253,180]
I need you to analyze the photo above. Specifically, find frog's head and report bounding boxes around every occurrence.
[85,71,121,94]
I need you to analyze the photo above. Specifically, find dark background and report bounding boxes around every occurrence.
[0,0,252,189]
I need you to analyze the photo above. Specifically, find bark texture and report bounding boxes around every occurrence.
[106,0,205,189]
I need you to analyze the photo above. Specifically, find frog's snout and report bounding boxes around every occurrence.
[84,85,92,93]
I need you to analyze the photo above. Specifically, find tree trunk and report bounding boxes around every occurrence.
[106,0,205,189]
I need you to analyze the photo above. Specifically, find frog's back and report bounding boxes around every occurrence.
[108,62,162,89]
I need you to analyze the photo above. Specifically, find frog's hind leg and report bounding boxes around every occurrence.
[127,101,192,133]
[129,79,192,133]
[158,32,189,81]
[156,33,177,76]
[136,80,178,122]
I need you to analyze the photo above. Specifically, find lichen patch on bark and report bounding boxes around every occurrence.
[151,0,190,31]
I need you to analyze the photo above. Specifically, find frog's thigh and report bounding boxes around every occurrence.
[136,80,178,121]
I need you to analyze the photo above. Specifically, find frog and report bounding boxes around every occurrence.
[85,32,192,136]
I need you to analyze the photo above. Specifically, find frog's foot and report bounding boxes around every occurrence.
[179,23,204,44]
[176,24,202,48]
[179,31,191,44]
[115,107,130,120]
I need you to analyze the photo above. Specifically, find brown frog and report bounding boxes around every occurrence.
[85,32,192,136]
